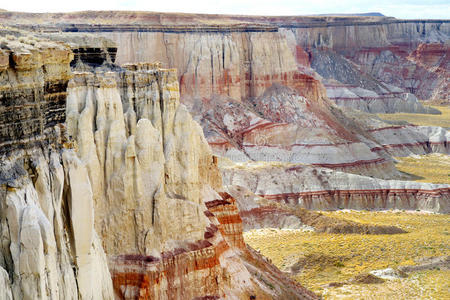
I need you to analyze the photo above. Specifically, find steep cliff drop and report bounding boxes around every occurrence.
[0,33,114,300]
[0,12,448,181]
[0,32,317,299]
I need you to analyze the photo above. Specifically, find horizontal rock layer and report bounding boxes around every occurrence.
[0,36,114,298]
[222,162,450,213]
[1,32,316,299]
[2,13,447,181]
[0,34,73,153]
[2,11,448,102]
[66,63,315,299]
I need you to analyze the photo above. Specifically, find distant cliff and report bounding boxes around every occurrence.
[2,11,447,176]
[2,11,448,103]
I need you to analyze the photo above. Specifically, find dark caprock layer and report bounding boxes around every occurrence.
[0,73,69,153]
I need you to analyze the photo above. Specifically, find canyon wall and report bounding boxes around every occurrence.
[0,32,316,299]
[0,33,114,300]
[283,21,450,101]
[221,161,450,213]
[1,12,448,176]
[64,61,317,299]
[0,13,448,298]
[1,11,448,103]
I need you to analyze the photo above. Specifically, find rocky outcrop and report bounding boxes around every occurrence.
[66,64,216,254]
[281,19,449,104]
[2,11,448,103]
[407,43,449,101]
[65,63,315,298]
[199,84,408,179]
[38,33,118,69]
[324,82,439,114]
[0,32,316,299]
[95,30,320,104]
[0,149,115,300]
[0,33,73,154]
[221,161,450,213]
[0,35,114,299]
[339,109,450,156]
[344,42,449,102]
[0,11,448,298]
[285,20,449,101]
[308,49,440,113]
[226,185,305,231]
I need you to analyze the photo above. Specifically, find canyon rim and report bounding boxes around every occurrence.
[0,5,449,300]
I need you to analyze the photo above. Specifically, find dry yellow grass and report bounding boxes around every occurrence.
[377,105,450,185]
[395,153,450,184]
[322,269,450,299]
[377,105,450,128]
[244,211,450,299]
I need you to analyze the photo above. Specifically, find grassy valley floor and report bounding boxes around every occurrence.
[395,153,450,184]
[244,105,449,298]
[378,104,450,185]
[377,105,450,128]
[244,211,450,299]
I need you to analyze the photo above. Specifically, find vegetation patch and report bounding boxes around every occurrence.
[394,153,450,184]
[244,210,450,298]
[291,207,406,234]
[351,273,385,284]
[377,105,450,128]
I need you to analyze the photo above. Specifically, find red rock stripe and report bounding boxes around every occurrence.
[367,125,408,132]
[370,141,446,151]
[239,121,288,135]
[261,188,450,200]
[311,158,385,168]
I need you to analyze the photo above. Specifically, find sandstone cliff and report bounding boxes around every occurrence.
[66,62,315,299]
[0,33,114,300]
[0,12,448,298]
[1,12,448,178]
[3,11,445,107]
[0,32,316,299]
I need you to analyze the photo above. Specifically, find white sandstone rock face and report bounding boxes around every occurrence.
[66,64,221,255]
[0,149,114,300]
[0,266,13,300]
[325,83,438,114]
[369,268,406,280]
[100,31,298,101]
[338,108,450,157]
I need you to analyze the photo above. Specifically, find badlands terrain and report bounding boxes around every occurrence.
[0,9,449,299]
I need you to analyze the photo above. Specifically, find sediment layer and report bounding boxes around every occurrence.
[222,162,450,213]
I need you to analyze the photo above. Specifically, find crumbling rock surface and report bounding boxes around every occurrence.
[309,49,440,113]
[0,33,73,154]
[0,12,448,298]
[65,63,316,298]
[0,37,114,299]
[226,184,306,231]
[201,85,449,179]
[1,13,448,180]
[226,184,407,234]
[1,11,448,104]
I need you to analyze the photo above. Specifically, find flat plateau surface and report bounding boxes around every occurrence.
[244,211,450,299]
[378,105,450,128]
[395,153,450,184]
